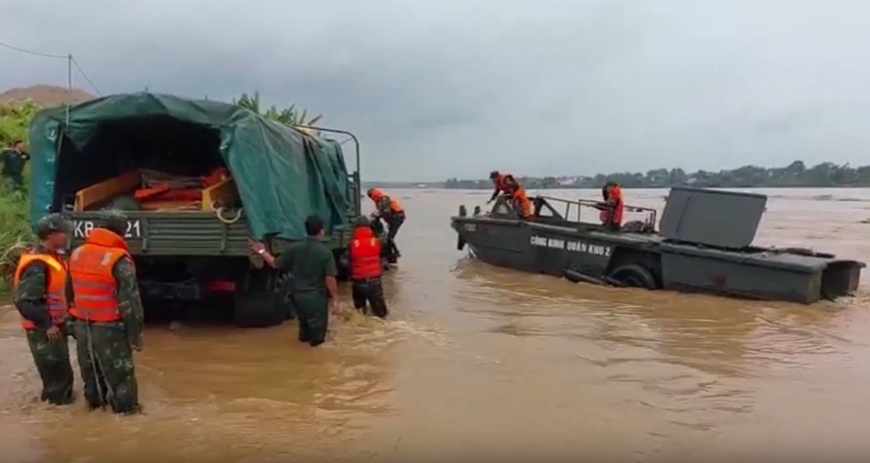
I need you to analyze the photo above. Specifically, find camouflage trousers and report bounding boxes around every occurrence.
[294,293,328,347]
[72,320,140,415]
[25,328,74,405]
[351,277,389,319]
[384,214,404,257]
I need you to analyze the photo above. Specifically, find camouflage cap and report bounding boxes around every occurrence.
[100,209,128,236]
[35,213,70,237]
[353,215,371,227]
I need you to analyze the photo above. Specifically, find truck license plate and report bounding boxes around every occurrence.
[72,219,143,239]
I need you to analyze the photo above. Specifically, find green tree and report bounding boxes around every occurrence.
[0,101,39,147]
[234,91,322,126]
[0,101,38,291]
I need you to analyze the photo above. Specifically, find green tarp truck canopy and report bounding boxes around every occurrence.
[28,92,352,240]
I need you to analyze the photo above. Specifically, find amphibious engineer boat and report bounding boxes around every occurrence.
[451,187,864,304]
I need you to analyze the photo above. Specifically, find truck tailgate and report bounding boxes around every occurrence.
[68,211,250,256]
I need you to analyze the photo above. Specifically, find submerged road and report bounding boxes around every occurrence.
[2,188,870,461]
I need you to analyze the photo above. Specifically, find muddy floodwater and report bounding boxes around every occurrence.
[3,188,870,461]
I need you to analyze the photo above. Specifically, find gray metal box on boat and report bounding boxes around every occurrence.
[659,187,767,249]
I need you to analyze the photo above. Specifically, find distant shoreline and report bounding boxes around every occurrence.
[366,160,870,190]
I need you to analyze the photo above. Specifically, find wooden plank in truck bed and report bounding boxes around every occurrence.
[74,170,140,211]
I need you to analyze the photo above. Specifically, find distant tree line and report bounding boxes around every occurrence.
[443,161,870,189]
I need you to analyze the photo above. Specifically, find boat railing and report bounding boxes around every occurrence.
[534,195,658,229]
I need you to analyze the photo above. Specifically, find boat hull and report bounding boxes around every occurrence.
[452,217,863,304]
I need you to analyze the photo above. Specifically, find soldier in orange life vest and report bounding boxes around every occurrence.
[68,211,144,414]
[511,187,533,220]
[12,213,75,405]
[348,216,388,318]
[366,188,405,258]
[488,171,519,204]
[599,181,624,231]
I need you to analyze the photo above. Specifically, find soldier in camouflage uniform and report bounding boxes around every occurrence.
[13,214,75,405]
[366,188,405,259]
[68,210,144,414]
[369,216,396,264]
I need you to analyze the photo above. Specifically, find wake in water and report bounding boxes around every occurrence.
[328,304,503,366]
[329,306,452,350]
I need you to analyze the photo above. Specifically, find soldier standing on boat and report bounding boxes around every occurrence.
[348,216,388,318]
[511,187,533,220]
[248,215,340,346]
[68,211,144,414]
[487,171,519,204]
[489,171,531,219]
[366,188,405,258]
[12,213,75,405]
[598,181,625,231]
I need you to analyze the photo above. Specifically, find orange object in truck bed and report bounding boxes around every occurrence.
[157,189,203,201]
[134,183,171,200]
[202,167,230,188]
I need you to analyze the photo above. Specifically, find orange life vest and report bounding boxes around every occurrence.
[369,188,404,214]
[494,173,520,194]
[599,185,624,226]
[349,226,382,279]
[512,188,533,219]
[13,252,69,331]
[68,228,131,323]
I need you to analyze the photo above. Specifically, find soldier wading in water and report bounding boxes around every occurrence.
[13,214,76,405]
[248,214,340,347]
[68,211,144,414]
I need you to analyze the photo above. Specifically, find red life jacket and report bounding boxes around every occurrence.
[599,186,624,226]
[494,174,508,193]
[494,174,519,194]
[349,226,382,279]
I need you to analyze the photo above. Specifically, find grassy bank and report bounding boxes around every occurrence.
[0,180,32,294]
[0,101,37,294]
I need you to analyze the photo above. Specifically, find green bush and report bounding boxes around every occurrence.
[0,182,31,292]
[0,102,35,293]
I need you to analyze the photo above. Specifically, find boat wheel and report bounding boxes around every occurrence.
[607,264,657,290]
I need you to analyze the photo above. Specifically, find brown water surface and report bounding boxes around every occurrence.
[2,188,870,461]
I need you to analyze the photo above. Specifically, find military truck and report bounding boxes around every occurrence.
[28,92,364,327]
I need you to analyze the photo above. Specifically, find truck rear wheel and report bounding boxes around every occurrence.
[233,270,290,328]
[275,271,297,321]
[233,292,285,328]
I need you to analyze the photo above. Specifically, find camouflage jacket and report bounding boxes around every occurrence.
[375,196,392,216]
[12,243,74,331]
[109,256,145,347]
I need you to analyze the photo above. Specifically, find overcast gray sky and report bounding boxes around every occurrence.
[2,0,869,181]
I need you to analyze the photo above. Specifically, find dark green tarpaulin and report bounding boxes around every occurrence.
[28,92,352,239]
